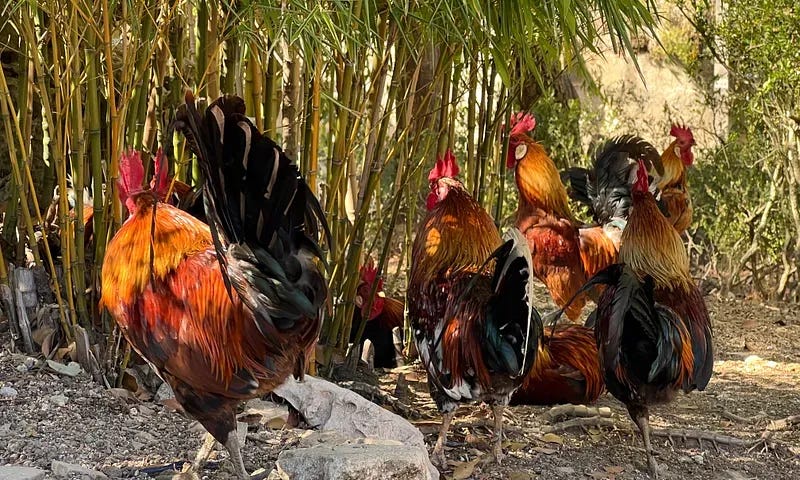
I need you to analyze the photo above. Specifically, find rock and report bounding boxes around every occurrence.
[692,454,705,465]
[49,394,69,407]
[240,398,289,427]
[274,376,437,479]
[46,360,83,377]
[274,375,425,449]
[556,467,576,475]
[0,466,46,480]
[0,386,17,398]
[50,461,107,479]
[273,440,435,480]
[154,382,175,402]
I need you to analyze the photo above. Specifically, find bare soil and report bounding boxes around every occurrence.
[1,293,799,479]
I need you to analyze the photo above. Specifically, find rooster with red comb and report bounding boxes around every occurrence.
[506,111,619,321]
[556,158,712,478]
[409,149,543,466]
[656,124,696,234]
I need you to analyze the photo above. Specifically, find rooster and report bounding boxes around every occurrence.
[562,126,695,236]
[408,150,542,465]
[351,258,405,368]
[656,125,695,234]
[100,94,329,480]
[565,160,713,478]
[510,323,603,406]
[507,113,617,321]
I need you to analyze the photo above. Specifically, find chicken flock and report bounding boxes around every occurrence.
[99,92,710,479]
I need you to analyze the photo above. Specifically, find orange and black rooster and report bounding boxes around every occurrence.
[560,135,663,247]
[562,125,694,237]
[351,258,405,368]
[408,150,542,465]
[100,94,329,479]
[568,160,713,478]
[655,125,695,234]
[507,113,617,321]
[510,323,603,406]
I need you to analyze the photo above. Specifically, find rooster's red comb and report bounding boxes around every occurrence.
[359,257,383,289]
[119,149,144,195]
[669,124,694,143]
[428,149,460,182]
[150,148,169,194]
[509,112,536,136]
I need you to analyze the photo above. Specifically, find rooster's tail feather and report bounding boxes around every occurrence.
[479,227,543,378]
[173,93,329,345]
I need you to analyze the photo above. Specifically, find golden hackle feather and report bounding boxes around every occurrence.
[409,186,501,288]
[100,195,212,307]
[657,140,686,191]
[514,139,575,222]
[619,192,692,292]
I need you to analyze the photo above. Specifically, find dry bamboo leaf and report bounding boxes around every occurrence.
[540,433,564,445]
[451,457,480,480]
[503,441,527,452]
[604,466,624,474]
[532,446,557,455]
[508,472,534,480]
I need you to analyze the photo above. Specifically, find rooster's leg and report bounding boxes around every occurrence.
[491,404,505,464]
[431,410,455,467]
[629,405,658,479]
[224,431,250,480]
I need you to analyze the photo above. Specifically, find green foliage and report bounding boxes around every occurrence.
[686,0,800,297]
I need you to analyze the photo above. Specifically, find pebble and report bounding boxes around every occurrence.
[0,385,18,398]
[692,454,705,465]
[49,394,69,407]
[555,467,576,475]
[51,460,107,479]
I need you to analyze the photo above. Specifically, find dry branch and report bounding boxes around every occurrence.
[541,416,616,434]
[543,405,613,423]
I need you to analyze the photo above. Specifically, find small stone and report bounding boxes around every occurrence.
[133,430,158,444]
[691,454,705,465]
[51,460,107,479]
[0,466,46,480]
[46,360,82,377]
[155,382,175,402]
[556,467,576,475]
[49,394,69,407]
[0,386,18,398]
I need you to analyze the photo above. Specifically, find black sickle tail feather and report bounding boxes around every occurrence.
[561,167,594,208]
[562,136,661,226]
[173,93,330,340]
[588,135,661,225]
[475,228,542,378]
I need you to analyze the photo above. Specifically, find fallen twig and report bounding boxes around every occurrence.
[766,415,800,431]
[543,405,613,423]
[541,416,616,434]
[720,410,768,425]
[653,428,752,451]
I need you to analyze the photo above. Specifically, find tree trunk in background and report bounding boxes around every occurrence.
[712,0,730,137]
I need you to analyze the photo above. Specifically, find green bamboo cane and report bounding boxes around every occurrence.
[69,11,89,326]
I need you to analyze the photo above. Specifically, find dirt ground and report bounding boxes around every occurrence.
[1,293,799,479]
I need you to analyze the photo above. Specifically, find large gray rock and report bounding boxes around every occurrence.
[51,460,107,479]
[0,466,46,480]
[271,439,434,480]
[274,376,438,479]
[274,376,424,448]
